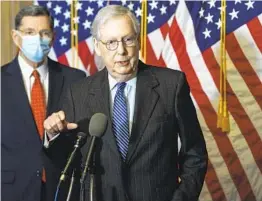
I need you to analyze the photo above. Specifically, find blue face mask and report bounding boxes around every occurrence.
[17,33,51,63]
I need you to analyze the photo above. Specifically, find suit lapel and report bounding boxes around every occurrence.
[126,62,159,164]
[88,69,122,159]
[46,59,64,116]
[5,58,40,141]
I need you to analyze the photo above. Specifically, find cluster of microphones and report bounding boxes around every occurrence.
[55,113,108,201]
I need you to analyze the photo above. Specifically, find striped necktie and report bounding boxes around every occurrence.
[112,82,129,161]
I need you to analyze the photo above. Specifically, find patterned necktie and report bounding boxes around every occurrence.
[31,70,46,182]
[112,82,129,161]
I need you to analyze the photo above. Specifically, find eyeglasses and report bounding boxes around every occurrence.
[99,35,138,51]
[18,29,53,39]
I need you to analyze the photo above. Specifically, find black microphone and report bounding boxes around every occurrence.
[80,113,108,184]
[60,132,87,182]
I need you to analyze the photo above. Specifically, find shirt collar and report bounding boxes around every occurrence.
[18,54,48,80]
[108,73,137,91]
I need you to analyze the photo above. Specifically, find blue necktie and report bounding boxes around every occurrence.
[112,82,129,161]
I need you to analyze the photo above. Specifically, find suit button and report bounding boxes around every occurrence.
[36,170,41,177]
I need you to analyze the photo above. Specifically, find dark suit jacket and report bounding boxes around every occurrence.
[1,57,86,201]
[62,60,208,201]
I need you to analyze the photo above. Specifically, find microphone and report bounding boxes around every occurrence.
[60,132,87,182]
[80,113,108,183]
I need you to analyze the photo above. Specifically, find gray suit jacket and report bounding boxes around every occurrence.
[63,60,208,201]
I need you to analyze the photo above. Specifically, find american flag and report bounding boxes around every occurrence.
[35,0,262,200]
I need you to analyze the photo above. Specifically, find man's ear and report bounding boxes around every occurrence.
[11,29,21,48]
[50,31,55,47]
[93,37,101,56]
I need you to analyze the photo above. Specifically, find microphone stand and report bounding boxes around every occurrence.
[55,132,87,201]
[80,154,96,201]
[88,155,96,201]
[80,177,85,201]
[66,169,76,201]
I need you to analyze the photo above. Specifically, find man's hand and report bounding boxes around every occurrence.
[44,111,78,138]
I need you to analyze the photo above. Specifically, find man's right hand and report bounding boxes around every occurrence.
[44,111,78,138]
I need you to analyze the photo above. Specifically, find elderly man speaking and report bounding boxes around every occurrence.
[44,5,208,201]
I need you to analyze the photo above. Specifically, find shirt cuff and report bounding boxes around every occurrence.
[43,132,60,148]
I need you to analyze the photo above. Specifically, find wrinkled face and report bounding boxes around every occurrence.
[93,15,140,81]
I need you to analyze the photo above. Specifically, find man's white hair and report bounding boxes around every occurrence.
[91,5,140,39]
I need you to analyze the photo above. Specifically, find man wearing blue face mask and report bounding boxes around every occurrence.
[1,5,86,201]
[14,30,52,63]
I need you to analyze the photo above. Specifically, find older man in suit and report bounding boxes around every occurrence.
[1,5,86,201]
[44,5,208,201]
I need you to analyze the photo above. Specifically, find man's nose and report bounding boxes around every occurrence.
[116,41,127,55]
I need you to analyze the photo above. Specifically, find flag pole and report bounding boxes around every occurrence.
[217,0,230,132]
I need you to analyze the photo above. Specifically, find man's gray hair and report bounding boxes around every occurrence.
[15,5,54,30]
[91,5,140,39]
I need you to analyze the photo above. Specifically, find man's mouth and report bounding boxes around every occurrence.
[117,60,129,66]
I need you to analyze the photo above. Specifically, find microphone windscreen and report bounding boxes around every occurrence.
[77,132,88,147]
[89,113,108,137]
[77,117,89,134]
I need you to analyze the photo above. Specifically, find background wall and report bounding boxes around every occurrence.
[1,1,32,66]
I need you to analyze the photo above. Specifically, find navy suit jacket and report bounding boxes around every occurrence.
[62,60,208,201]
[1,57,86,201]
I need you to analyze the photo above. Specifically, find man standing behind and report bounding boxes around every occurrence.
[45,5,208,201]
[1,5,86,201]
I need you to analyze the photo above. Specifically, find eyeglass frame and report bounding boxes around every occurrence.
[17,28,53,39]
[98,35,139,51]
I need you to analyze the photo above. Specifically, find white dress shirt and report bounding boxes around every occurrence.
[18,54,49,104]
[18,54,53,146]
[108,74,137,134]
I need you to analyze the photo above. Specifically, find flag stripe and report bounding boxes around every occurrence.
[147,29,165,61]
[48,47,58,62]
[247,15,262,54]
[159,22,170,40]
[78,40,96,75]
[161,35,180,71]
[58,54,69,67]
[65,49,85,70]
[226,33,262,111]
[200,182,213,201]
[259,13,262,24]
[236,22,262,83]
[205,160,228,201]
[146,37,166,67]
